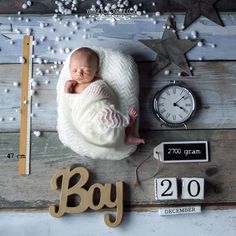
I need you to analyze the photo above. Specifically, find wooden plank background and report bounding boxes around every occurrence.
[0,14,236,63]
[1,61,236,132]
[0,2,236,209]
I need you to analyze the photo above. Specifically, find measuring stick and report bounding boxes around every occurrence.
[19,35,33,175]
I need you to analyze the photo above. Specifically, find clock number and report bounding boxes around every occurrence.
[166,113,170,119]
[184,95,189,100]
[161,179,173,197]
[182,178,204,199]
[172,115,176,121]
[185,103,191,107]
[155,178,178,200]
[159,103,164,107]
[165,90,170,96]
[172,87,176,94]
[187,180,200,197]
[160,108,166,114]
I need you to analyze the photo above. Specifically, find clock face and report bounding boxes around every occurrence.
[153,84,196,126]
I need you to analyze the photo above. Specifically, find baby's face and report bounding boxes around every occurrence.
[70,52,98,84]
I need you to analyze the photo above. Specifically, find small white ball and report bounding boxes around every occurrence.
[45,80,50,84]
[9,117,15,121]
[34,103,40,107]
[65,48,71,53]
[19,56,26,64]
[4,89,9,93]
[177,72,182,76]
[155,11,160,16]
[27,1,32,6]
[31,81,38,88]
[22,3,28,9]
[198,57,203,61]
[13,82,20,87]
[0,117,5,122]
[198,41,203,47]
[32,40,38,46]
[33,131,41,138]
[164,70,170,75]
[30,89,35,96]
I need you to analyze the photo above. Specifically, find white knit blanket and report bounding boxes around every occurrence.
[57,47,139,160]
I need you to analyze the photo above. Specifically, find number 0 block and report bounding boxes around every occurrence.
[154,178,178,200]
[181,178,204,200]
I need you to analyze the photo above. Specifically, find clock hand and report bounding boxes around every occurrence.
[174,92,190,105]
[174,96,185,105]
[173,103,187,112]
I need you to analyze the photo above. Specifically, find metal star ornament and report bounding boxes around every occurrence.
[139,17,198,76]
[173,0,224,29]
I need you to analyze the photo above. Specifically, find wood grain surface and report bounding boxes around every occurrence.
[0,14,236,63]
[0,130,235,208]
[1,10,236,210]
[1,61,236,132]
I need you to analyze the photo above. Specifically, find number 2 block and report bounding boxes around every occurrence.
[154,178,178,200]
[181,178,204,200]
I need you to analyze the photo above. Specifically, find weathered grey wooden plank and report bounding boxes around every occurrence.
[1,61,236,132]
[0,130,236,208]
[0,14,236,63]
[1,0,236,14]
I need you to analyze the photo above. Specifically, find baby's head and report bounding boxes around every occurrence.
[69,47,99,84]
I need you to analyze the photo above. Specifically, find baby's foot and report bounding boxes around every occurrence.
[125,136,145,145]
[128,106,138,126]
[64,80,78,93]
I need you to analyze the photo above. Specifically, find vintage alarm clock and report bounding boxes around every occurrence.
[152,81,196,127]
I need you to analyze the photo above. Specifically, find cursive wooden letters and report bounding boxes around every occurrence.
[49,166,124,227]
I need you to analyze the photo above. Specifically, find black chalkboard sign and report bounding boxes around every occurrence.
[154,141,209,163]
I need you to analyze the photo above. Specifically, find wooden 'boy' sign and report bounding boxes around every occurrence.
[49,166,124,227]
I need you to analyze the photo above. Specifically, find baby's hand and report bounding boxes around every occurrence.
[64,80,78,93]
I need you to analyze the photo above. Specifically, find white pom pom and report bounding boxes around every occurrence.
[22,3,28,9]
[33,131,41,137]
[65,48,71,53]
[31,81,38,88]
[13,82,20,87]
[197,41,203,47]
[19,56,26,64]
[164,70,170,76]
[27,1,32,6]
[30,89,35,96]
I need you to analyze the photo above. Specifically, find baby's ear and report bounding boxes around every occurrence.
[96,69,100,77]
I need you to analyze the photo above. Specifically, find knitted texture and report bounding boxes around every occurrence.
[57,47,139,160]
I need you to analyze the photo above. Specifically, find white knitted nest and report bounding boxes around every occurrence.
[57,47,140,160]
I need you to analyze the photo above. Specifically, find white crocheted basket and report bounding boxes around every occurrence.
[57,47,140,160]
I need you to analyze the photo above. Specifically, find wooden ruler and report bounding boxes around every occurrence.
[19,35,33,175]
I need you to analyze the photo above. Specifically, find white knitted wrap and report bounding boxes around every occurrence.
[57,47,139,160]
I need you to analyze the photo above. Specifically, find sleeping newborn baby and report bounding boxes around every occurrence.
[64,47,144,147]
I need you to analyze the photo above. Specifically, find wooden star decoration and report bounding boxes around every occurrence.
[173,0,224,29]
[139,17,198,76]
